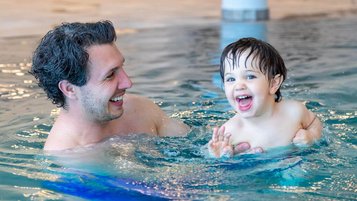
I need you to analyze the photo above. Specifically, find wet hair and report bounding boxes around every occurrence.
[30,20,117,108]
[220,37,287,102]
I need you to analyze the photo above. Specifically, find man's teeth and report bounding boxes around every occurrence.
[110,96,123,102]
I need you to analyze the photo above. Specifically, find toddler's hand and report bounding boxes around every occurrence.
[208,126,234,158]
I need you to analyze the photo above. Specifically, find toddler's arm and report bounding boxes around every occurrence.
[293,110,323,146]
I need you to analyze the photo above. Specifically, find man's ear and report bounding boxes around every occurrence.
[58,80,77,100]
[270,74,283,94]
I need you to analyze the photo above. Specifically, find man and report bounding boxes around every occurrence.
[30,20,193,150]
[31,20,259,153]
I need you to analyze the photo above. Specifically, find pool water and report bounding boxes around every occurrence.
[0,16,356,200]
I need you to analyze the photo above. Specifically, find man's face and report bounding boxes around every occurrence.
[77,43,132,122]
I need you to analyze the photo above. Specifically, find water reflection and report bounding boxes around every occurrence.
[0,16,356,200]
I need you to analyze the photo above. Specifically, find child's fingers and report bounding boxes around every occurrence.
[217,126,225,141]
[218,133,224,141]
[207,140,219,158]
[218,126,225,135]
[223,133,231,145]
[212,127,219,142]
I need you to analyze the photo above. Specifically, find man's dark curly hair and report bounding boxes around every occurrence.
[30,20,117,108]
[220,37,287,102]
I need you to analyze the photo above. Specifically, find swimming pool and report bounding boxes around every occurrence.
[0,16,356,200]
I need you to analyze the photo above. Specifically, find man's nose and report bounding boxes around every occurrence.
[118,69,133,89]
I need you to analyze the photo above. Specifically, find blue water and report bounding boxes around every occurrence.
[0,16,356,200]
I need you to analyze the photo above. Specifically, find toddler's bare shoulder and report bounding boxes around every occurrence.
[279,99,307,116]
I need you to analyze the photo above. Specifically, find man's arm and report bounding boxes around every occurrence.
[155,107,190,137]
[157,116,190,137]
[46,94,190,150]
[132,94,190,137]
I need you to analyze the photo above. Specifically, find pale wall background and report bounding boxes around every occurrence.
[1,0,357,37]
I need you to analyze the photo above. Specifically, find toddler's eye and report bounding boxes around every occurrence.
[225,77,235,82]
[247,75,256,80]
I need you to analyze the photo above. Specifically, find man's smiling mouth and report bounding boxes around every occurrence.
[110,95,123,102]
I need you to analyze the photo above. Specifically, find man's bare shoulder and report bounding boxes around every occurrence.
[44,112,84,151]
[44,129,78,151]
[124,94,163,114]
[125,94,157,104]
[124,94,189,137]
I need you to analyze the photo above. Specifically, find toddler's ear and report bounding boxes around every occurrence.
[270,74,283,94]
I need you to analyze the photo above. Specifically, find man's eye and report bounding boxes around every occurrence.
[106,72,115,79]
[226,77,235,82]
